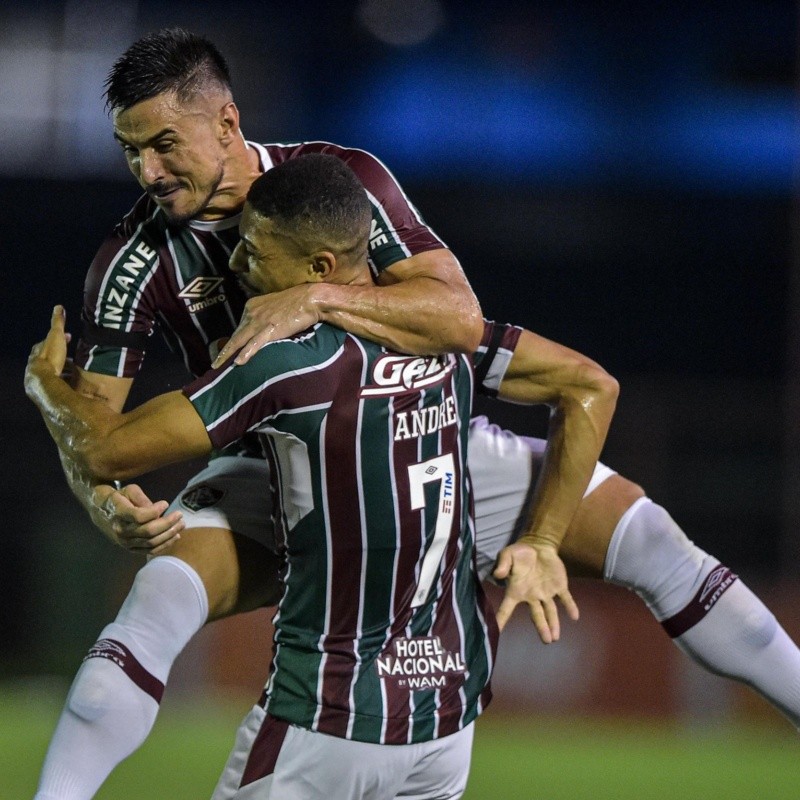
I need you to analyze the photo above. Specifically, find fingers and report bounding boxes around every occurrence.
[51,304,66,330]
[125,524,183,554]
[212,322,252,368]
[234,339,263,365]
[115,512,185,551]
[560,590,580,622]
[492,549,513,581]
[495,595,518,632]
[529,601,554,644]
[101,485,185,552]
[121,483,157,509]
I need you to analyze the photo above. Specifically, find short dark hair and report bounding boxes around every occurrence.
[104,27,232,112]
[247,154,372,257]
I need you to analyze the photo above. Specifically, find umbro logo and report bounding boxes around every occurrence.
[178,277,225,299]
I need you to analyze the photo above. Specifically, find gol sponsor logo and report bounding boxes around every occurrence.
[361,354,456,397]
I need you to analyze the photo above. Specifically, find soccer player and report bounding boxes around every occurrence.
[27,23,800,800]
[27,152,529,799]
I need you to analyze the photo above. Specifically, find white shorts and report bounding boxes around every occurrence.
[211,703,473,800]
[166,456,276,550]
[167,419,616,580]
[467,416,616,581]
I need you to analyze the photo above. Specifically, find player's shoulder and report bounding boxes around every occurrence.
[112,192,167,241]
[245,323,346,366]
[260,140,390,177]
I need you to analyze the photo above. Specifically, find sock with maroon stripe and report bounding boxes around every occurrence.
[604,497,800,729]
[34,556,208,799]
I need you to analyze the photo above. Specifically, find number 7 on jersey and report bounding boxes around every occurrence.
[407,453,457,608]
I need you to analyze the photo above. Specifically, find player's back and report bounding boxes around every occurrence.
[185,323,496,744]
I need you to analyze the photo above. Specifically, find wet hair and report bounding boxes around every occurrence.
[247,154,372,257]
[104,27,232,112]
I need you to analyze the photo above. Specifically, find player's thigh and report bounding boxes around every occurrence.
[153,527,281,621]
[467,417,543,581]
[559,474,646,578]
[162,457,283,619]
[468,417,646,580]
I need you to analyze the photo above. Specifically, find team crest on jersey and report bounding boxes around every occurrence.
[180,484,225,512]
[376,636,466,690]
[361,354,457,397]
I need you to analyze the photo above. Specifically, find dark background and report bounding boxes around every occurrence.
[1,0,798,677]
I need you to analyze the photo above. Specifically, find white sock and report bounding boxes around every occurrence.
[604,497,800,729]
[34,556,208,799]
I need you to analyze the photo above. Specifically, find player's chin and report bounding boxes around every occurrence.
[237,278,259,298]
[158,194,204,224]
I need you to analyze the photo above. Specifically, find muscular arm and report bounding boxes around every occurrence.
[492,328,619,638]
[498,329,619,550]
[317,248,483,353]
[213,248,484,367]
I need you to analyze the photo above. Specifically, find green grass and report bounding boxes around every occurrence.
[3,682,798,800]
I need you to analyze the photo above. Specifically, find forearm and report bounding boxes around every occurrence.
[517,384,617,550]
[311,250,483,354]
[26,365,119,482]
[55,448,120,539]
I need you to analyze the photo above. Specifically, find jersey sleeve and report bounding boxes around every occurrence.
[342,148,446,274]
[473,320,523,397]
[182,327,338,450]
[74,199,160,378]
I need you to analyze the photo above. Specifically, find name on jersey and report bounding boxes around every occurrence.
[376,636,466,690]
[394,397,457,441]
[103,241,158,328]
[368,218,389,251]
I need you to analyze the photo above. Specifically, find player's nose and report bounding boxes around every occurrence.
[229,242,247,273]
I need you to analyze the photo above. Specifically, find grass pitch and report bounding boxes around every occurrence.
[2,682,797,799]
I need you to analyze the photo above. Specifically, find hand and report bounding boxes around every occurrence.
[27,305,72,379]
[493,541,579,643]
[94,483,185,555]
[212,285,319,367]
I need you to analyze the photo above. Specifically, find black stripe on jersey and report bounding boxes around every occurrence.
[81,313,150,350]
[473,323,506,391]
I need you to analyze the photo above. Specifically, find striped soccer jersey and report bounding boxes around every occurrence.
[184,321,522,745]
[76,140,445,382]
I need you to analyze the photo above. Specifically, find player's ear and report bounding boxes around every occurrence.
[309,252,335,281]
[218,101,240,143]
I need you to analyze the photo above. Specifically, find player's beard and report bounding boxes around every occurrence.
[157,166,225,224]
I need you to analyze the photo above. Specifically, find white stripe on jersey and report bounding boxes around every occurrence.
[87,209,161,376]
[346,336,371,741]
[92,207,159,327]
[312,411,333,733]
